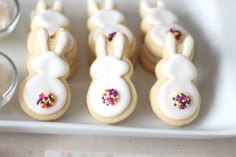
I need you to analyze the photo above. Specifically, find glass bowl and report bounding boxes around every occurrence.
[0,51,18,108]
[0,0,20,39]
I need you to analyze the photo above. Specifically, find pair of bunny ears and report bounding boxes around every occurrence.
[37,28,70,56]
[88,0,115,13]
[140,0,165,13]
[96,32,126,59]
[36,0,64,13]
[166,33,194,58]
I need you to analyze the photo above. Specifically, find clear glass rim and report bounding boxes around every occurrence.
[0,0,21,34]
[0,51,18,99]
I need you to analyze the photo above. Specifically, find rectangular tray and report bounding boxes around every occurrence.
[0,0,235,139]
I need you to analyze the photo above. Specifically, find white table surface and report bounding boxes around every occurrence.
[0,133,235,157]
[0,0,236,156]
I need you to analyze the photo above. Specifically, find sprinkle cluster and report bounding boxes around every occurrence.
[102,88,119,106]
[172,92,191,110]
[108,32,117,41]
[36,93,56,109]
[167,27,182,40]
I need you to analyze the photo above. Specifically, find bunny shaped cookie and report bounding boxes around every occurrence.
[87,0,115,16]
[139,0,178,38]
[150,33,201,127]
[19,28,71,121]
[31,0,70,36]
[87,0,126,32]
[28,0,78,79]
[87,33,137,124]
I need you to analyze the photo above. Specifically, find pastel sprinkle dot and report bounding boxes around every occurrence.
[172,92,191,110]
[101,88,119,106]
[36,92,56,109]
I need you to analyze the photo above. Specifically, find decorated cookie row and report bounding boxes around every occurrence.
[17,0,201,127]
[139,0,201,126]
[86,0,137,124]
[19,0,78,121]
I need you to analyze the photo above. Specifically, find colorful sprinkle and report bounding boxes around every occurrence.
[172,92,191,110]
[107,32,116,41]
[101,88,119,106]
[36,93,56,109]
[167,27,182,40]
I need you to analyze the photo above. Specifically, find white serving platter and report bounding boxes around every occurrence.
[0,0,235,139]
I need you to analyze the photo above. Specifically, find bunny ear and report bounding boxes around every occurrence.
[165,33,176,56]
[54,31,69,56]
[105,0,114,9]
[140,0,151,15]
[36,0,47,13]
[157,0,165,8]
[96,34,107,58]
[182,35,194,58]
[113,32,125,59]
[88,0,99,14]
[37,28,49,53]
[53,0,64,13]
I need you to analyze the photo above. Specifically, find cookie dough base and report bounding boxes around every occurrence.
[140,46,160,73]
[150,80,201,127]
[18,77,71,121]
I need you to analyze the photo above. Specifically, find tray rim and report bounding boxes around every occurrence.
[0,120,235,139]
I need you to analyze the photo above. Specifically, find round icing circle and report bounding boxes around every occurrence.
[90,10,125,28]
[158,80,199,120]
[89,79,130,117]
[23,76,67,115]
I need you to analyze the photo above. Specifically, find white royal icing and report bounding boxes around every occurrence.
[165,32,194,57]
[158,80,199,120]
[150,24,189,47]
[33,10,70,36]
[23,76,67,115]
[90,10,125,28]
[88,33,131,117]
[89,57,130,117]
[144,8,178,26]
[23,29,69,115]
[31,53,69,79]
[93,24,134,46]
[157,33,198,120]
[162,54,197,81]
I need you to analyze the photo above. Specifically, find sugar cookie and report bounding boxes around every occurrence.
[150,33,200,127]
[87,33,137,124]
[28,0,78,79]
[19,28,71,121]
